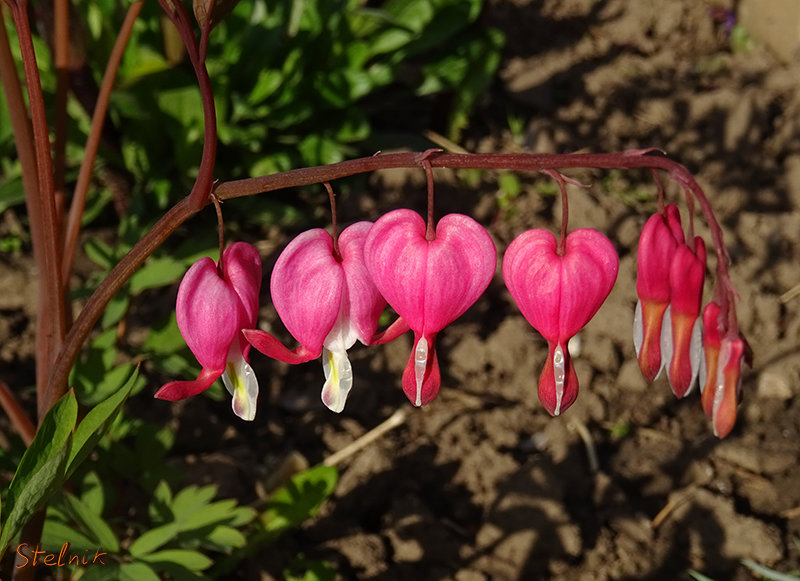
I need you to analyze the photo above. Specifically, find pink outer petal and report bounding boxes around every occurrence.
[538,342,579,416]
[637,299,669,382]
[700,302,723,417]
[503,229,618,343]
[669,237,706,317]
[364,210,496,335]
[636,210,680,302]
[424,214,497,333]
[712,337,746,439]
[176,257,242,371]
[364,210,428,331]
[559,230,618,338]
[664,204,685,245]
[338,222,386,343]
[271,229,344,353]
[222,242,262,328]
[155,367,222,401]
[242,329,319,364]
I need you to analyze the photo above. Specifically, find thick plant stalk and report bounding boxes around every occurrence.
[53,0,69,224]
[4,0,67,419]
[0,379,35,446]
[61,1,144,280]
[157,0,217,210]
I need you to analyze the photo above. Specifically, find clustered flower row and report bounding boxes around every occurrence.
[155,204,748,438]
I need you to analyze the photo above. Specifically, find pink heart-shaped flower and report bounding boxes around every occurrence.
[364,209,496,406]
[244,222,386,413]
[503,228,618,415]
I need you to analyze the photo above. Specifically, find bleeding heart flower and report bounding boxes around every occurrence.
[244,222,386,413]
[155,242,262,421]
[364,209,496,407]
[633,204,684,381]
[503,228,618,415]
[660,236,706,398]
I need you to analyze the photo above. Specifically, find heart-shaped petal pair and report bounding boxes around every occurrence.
[364,209,496,406]
[503,228,618,414]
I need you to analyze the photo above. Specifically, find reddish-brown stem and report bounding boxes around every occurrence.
[324,182,342,261]
[157,0,217,210]
[0,9,39,217]
[62,1,143,280]
[5,0,67,419]
[0,378,35,447]
[212,193,225,275]
[422,159,436,241]
[228,152,727,264]
[544,170,569,255]
[46,150,737,415]
[53,0,69,226]
[651,169,665,214]
[45,198,197,422]
[199,19,211,63]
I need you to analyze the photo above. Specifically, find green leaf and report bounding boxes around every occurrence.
[171,485,217,522]
[101,292,130,329]
[128,522,180,557]
[261,465,338,535]
[740,560,800,581]
[0,176,25,213]
[687,570,716,581]
[138,549,213,571]
[41,516,98,552]
[129,256,187,293]
[284,555,337,581]
[79,562,121,581]
[203,525,246,550]
[143,313,187,355]
[149,480,173,525]
[180,499,238,531]
[61,492,120,552]
[120,562,161,581]
[0,442,71,558]
[83,238,117,270]
[79,471,106,516]
[3,391,77,521]
[67,366,138,478]
[228,505,257,527]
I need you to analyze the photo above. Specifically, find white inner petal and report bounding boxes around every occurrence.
[321,346,353,413]
[552,344,565,416]
[659,305,673,384]
[324,290,360,353]
[686,315,704,396]
[414,336,429,407]
[222,355,258,421]
[633,299,643,358]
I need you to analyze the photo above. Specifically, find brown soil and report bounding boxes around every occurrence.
[2,0,800,580]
